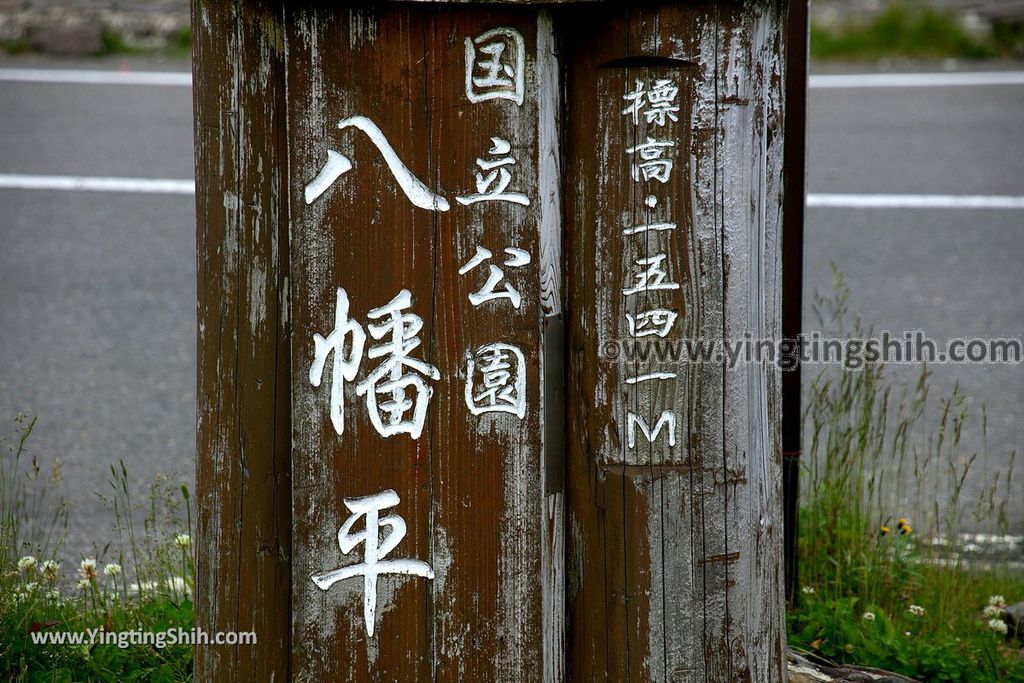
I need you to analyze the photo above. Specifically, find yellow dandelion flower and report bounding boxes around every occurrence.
[900,525,912,535]
[879,525,890,536]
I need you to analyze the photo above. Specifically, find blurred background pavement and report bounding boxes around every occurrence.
[0,0,1022,565]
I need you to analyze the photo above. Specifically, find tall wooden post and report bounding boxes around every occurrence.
[194,2,563,680]
[192,1,292,679]
[283,6,561,679]
[193,1,789,680]
[562,3,788,680]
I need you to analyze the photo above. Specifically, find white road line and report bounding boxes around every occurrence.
[1,174,1022,210]
[0,174,195,195]
[0,68,192,86]
[809,71,1024,89]
[807,193,1024,209]
[1,68,1023,89]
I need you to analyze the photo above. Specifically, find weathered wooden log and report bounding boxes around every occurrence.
[194,3,564,679]
[192,0,292,679]
[283,6,560,680]
[193,2,789,680]
[562,3,788,680]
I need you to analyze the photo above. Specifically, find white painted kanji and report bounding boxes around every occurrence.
[464,28,525,105]
[622,254,680,296]
[309,287,366,438]
[459,245,531,309]
[311,489,434,638]
[465,343,527,419]
[356,290,440,439]
[457,137,530,206]
[625,137,675,184]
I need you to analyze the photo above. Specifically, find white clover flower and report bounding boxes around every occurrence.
[988,618,1008,635]
[40,560,59,582]
[17,555,37,573]
[79,558,98,581]
[908,605,925,616]
[801,586,816,595]
[174,533,192,549]
[862,611,876,622]
[103,563,122,577]
[77,578,91,591]
[983,604,1004,618]
[989,595,1007,609]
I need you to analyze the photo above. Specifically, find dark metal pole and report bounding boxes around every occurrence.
[782,0,809,606]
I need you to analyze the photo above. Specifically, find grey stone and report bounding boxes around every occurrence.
[789,651,922,683]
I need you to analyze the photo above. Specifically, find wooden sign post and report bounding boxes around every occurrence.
[563,4,787,680]
[192,1,789,680]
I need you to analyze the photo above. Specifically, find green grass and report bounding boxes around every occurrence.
[168,28,193,59]
[96,31,146,58]
[810,3,1024,61]
[1,416,195,682]
[788,268,1024,681]
[2,584,194,682]
[0,39,31,56]
[97,28,192,58]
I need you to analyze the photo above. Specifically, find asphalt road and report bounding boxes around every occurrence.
[0,59,196,562]
[0,58,1021,565]
[806,76,1024,542]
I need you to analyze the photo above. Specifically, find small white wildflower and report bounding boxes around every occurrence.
[862,611,876,622]
[983,604,1004,618]
[988,618,1008,635]
[77,578,91,591]
[78,558,98,581]
[103,563,122,577]
[989,595,1007,609]
[174,533,192,549]
[23,581,38,594]
[801,586,816,595]
[46,588,60,601]
[908,605,925,616]
[40,560,59,582]
[17,555,37,573]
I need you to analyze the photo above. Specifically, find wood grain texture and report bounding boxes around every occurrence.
[192,0,292,679]
[562,3,787,681]
[193,2,788,679]
[283,5,557,680]
[538,10,567,682]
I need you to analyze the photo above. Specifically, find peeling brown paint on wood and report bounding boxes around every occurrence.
[192,0,292,680]
[283,4,555,680]
[563,2,787,681]
[194,1,788,680]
